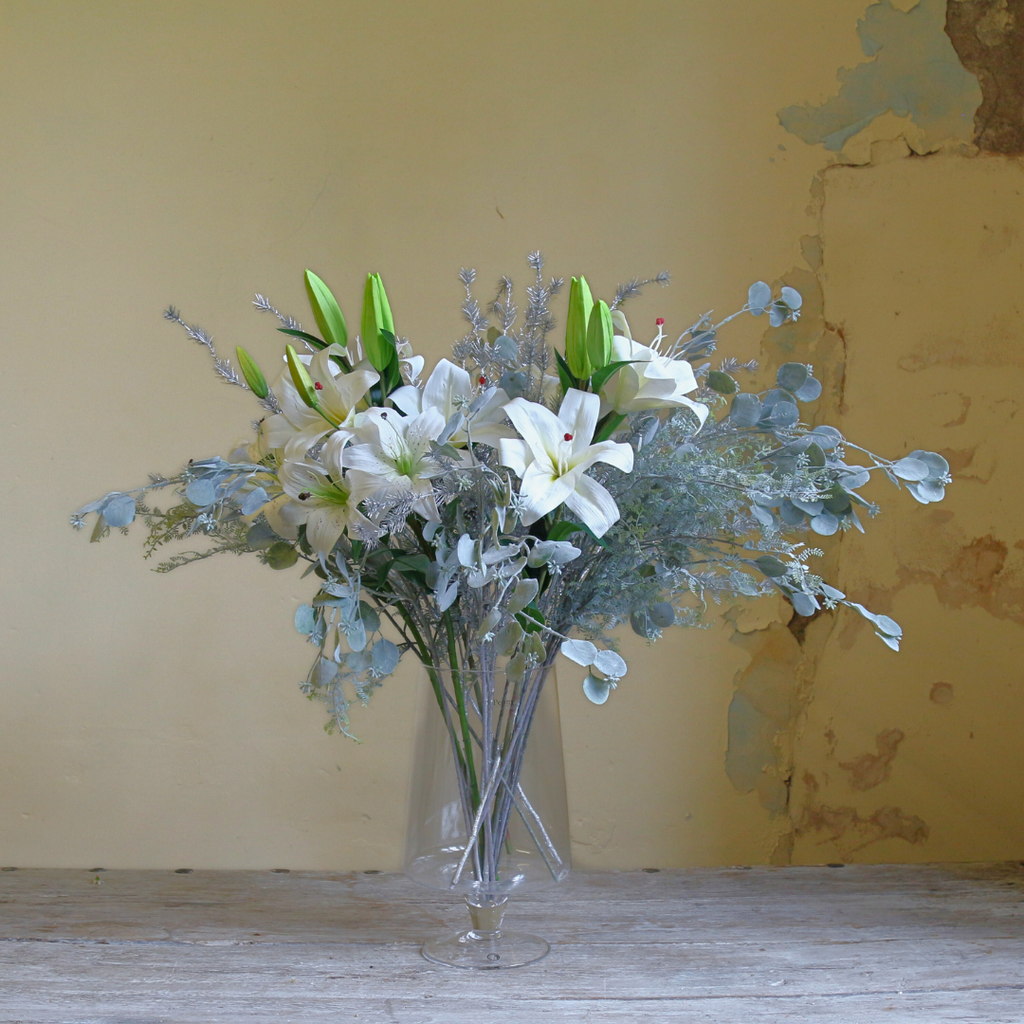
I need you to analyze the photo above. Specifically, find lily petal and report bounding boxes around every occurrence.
[563,473,621,537]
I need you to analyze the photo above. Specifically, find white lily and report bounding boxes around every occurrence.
[390,358,514,447]
[278,434,379,556]
[262,345,379,459]
[343,406,450,521]
[599,320,708,426]
[499,389,633,537]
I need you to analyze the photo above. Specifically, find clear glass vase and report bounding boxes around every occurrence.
[404,655,571,968]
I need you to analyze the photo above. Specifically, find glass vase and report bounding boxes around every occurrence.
[404,654,570,968]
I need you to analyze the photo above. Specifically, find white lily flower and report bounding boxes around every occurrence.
[343,406,450,521]
[599,324,709,426]
[499,389,633,537]
[278,435,379,556]
[262,345,379,459]
[390,358,514,447]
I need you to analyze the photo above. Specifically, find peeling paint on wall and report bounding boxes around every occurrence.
[797,772,930,854]
[778,0,982,153]
[946,0,1024,154]
[838,728,906,790]
[724,0,1024,866]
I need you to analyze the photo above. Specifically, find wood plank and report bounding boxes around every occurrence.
[0,865,1020,1023]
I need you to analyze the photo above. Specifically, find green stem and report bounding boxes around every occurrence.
[594,411,626,443]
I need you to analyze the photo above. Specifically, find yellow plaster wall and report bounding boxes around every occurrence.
[1,0,1020,870]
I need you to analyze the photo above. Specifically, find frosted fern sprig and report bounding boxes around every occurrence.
[163,305,282,413]
[252,293,301,332]
[610,272,671,310]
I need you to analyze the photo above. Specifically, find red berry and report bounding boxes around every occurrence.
[564,433,573,442]
[479,375,487,385]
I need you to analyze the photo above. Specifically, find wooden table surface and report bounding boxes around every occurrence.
[1,862,1022,1023]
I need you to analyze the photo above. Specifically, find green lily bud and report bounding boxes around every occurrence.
[235,346,269,399]
[285,344,319,409]
[304,269,348,350]
[586,299,613,373]
[373,273,395,335]
[565,276,594,380]
[361,273,398,373]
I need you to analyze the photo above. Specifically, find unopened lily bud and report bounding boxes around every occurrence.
[235,346,269,399]
[304,269,348,349]
[586,299,613,373]
[361,273,398,373]
[565,276,594,380]
[285,344,319,409]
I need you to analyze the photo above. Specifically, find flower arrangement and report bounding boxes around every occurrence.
[74,254,949,912]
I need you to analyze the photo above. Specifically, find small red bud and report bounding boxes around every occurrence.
[564,433,573,442]
[314,381,324,391]
[478,375,487,385]
[656,317,665,326]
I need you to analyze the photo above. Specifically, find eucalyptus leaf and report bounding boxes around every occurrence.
[494,619,525,656]
[794,376,822,403]
[780,499,806,526]
[240,486,269,516]
[648,602,675,628]
[776,362,808,393]
[754,555,789,578]
[908,450,949,479]
[804,442,826,468]
[493,334,518,360]
[311,658,338,688]
[790,497,824,516]
[630,610,653,637]
[528,540,581,567]
[768,301,789,328]
[907,479,945,504]
[808,425,842,450]
[780,286,802,310]
[748,281,772,315]
[874,614,902,637]
[593,649,628,679]
[101,494,136,528]
[839,466,871,490]
[265,541,299,569]
[371,638,400,676]
[791,592,819,617]
[344,617,367,652]
[357,601,381,634]
[707,370,738,395]
[810,511,839,536]
[294,604,315,635]
[731,392,762,427]
[560,639,597,666]
[892,457,930,482]
[186,478,216,506]
[508,578,539,614]
[583,673,613,705]
[769,400,800,428]
[246,522,277,550]
[751,504,776,529]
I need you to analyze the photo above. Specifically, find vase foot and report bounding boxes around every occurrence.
[421,928,550,969]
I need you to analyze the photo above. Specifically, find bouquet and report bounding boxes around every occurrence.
[74,253,949,909]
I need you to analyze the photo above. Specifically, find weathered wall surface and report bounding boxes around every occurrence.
[725,0,1024,866]
[1,0,1021,869]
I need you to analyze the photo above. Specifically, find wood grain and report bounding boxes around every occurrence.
[1,864,1021,1022]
